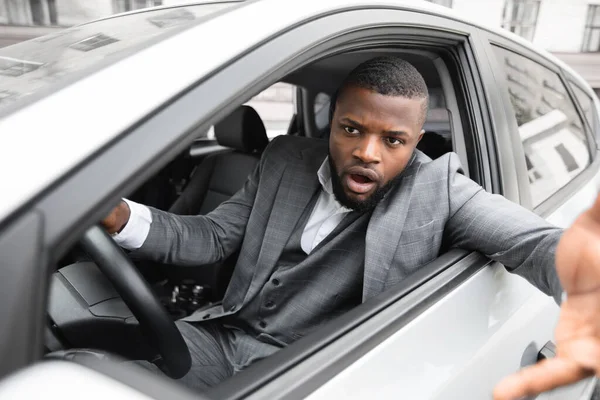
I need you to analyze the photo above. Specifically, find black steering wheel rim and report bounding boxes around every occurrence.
[79,225,191,379]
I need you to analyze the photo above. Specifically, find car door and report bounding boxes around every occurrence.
[198,9,580,400]
[418,30,600,399]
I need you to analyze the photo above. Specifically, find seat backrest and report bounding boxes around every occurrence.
[416,131,452,160]
[169,105,269,215]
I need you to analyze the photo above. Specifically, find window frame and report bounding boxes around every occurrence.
[582,4,600,52]
[566,78,599,140]
[484,33,600,216]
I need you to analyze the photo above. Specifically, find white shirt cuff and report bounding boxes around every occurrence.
[112,199,152,250]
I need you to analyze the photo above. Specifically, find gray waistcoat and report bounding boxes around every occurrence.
[231,193,371,346]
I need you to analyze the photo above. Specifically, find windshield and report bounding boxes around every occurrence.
[0,2,238,113]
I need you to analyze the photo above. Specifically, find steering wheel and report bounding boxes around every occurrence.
[78,225,191,379]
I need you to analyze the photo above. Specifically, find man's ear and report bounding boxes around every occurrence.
[416,129,425,144]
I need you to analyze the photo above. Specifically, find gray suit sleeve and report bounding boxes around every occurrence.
[128,160,260,266]
[443,154,564,303]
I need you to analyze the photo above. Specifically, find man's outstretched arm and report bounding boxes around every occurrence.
[494,192,600,399]
[443,153,563,302]
[101,160,261,267]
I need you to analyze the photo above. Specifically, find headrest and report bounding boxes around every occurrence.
[214,105,269,153]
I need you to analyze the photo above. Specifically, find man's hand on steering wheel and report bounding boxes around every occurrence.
[102,201,131,235]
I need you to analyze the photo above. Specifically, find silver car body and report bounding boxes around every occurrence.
[0,0,599,399]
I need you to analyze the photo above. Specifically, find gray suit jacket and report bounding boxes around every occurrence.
[133,135,563,319]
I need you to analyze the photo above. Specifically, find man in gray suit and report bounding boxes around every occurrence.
[102,56,600,399]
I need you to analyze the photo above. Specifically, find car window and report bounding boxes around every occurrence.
[568,80,595,130]
[492,46,591,207]
[204,83,296,140]
[245,82,296,138]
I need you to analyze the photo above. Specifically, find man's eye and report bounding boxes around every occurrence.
[344,126,359,135]
[386,137,403,146]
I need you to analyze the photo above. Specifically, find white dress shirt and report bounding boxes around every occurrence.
[113,157,352,254]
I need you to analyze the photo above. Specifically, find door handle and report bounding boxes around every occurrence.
[537,340,556,361]
[521,340,556,367]
[521,340,598,399]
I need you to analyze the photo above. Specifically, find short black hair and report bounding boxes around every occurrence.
[329,56,429,127]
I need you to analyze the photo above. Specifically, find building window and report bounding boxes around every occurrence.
[114,0,162,13]
[424,0,453,7]
[568,81,595,130]
[502,0,541,41]
[30,0,45,25]
[8,0,60,26]
[582,5,600,52]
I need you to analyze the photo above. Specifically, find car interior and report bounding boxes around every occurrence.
[47,48,465,387]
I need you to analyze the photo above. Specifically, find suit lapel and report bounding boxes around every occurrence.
[363,156,421,302]
[243,145,326,304]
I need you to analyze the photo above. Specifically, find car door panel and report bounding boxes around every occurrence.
[430,294,596,399]
[304,264,554,399]
[428,285,558,399]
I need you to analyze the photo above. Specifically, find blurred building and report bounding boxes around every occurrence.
[427,0,600,96]
[0,0,184,46]
[1,0,600,95]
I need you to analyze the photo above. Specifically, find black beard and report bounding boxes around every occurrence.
[328,156,400,213]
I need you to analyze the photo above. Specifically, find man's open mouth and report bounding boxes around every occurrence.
[350,174,372,184]
[344,168,379,194]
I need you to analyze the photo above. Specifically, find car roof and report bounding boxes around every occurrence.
[0,1,243,116]
[0,0,590,223]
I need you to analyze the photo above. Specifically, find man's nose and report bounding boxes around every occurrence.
[352,134,381,164]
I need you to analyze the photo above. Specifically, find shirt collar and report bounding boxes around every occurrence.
[317,157,334,195]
